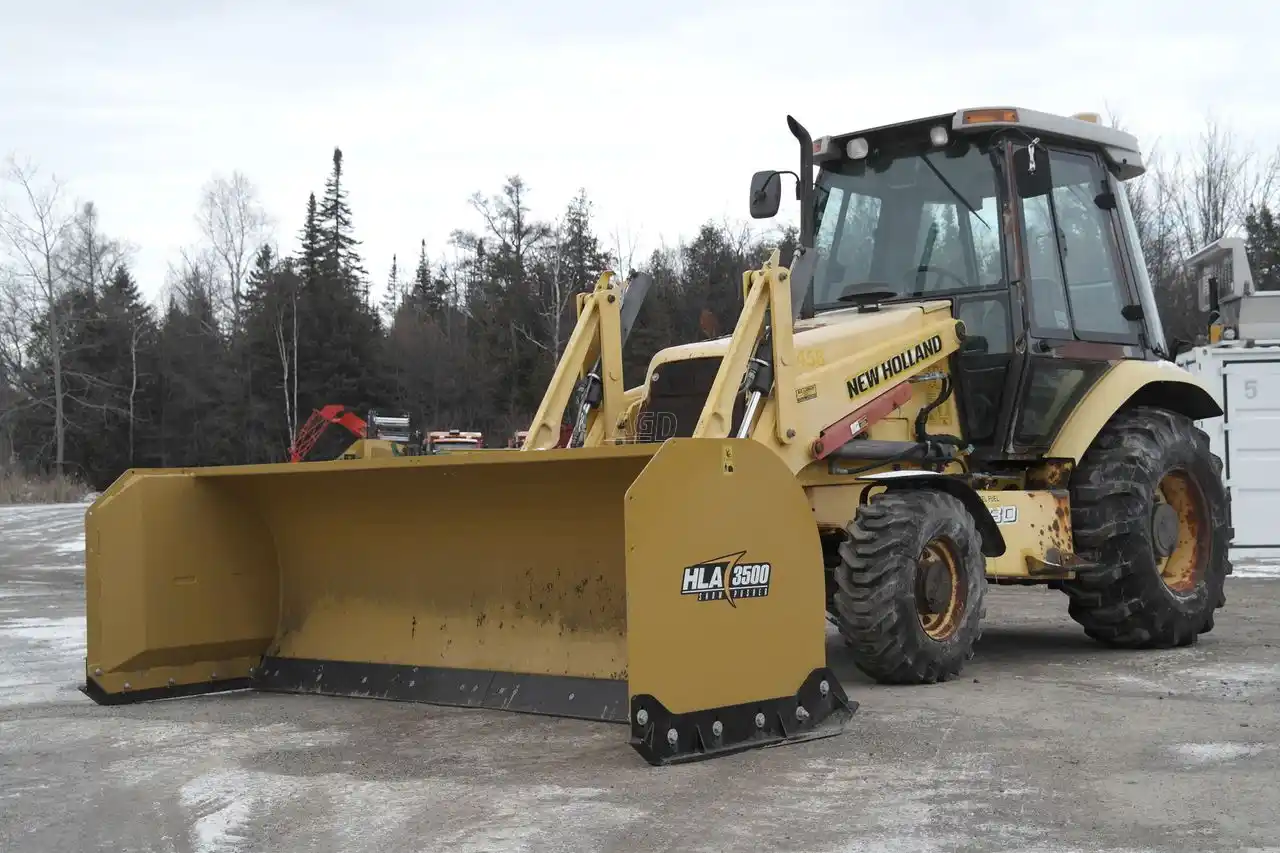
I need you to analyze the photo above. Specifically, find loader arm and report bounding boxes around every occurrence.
[522,271,652,450]
[691,247,814,444]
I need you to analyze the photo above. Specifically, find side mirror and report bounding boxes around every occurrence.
[749,170,782,219]
[1012,143,1052,199]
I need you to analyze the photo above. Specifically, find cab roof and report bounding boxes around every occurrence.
[814,107,1145,180]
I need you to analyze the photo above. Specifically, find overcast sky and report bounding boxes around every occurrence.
[2,0,1277,303]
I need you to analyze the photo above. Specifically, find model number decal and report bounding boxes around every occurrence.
[797,348,826,368]
[846,334,944,398]
[988,505,1018,524]
[680,551,771,607]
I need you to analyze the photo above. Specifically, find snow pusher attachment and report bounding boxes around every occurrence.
[82,437,854,765]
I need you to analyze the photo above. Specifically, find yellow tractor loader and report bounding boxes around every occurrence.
[82,106,1231,767]
[519,107,1232,683]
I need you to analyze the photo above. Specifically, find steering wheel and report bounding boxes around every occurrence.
[910,264,969,291]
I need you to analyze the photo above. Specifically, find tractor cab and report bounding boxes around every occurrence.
[752,107,1167,460]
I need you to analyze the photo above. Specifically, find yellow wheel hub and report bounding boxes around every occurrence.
[1153,471,1209,594]
[916,538,966,641]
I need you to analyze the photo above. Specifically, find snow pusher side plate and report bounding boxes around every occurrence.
[623,438,854,764]
[82,438,853,765]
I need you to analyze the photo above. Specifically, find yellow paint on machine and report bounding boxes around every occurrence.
[84,439,826,718]
[977,490,1075,578]
[1048,360,1221,462]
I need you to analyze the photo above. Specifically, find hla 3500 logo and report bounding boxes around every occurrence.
[679,551,772,607]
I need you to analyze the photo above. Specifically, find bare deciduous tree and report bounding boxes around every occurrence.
[271,276,299,446]
[63,201,130,298]
[195,171,271,327]
[1109,114,1280,350]
[538,215,568,361]
[126,320,143,465]
[611,223,641,279]
[0,156,77,470]
[1170,117,1280,255]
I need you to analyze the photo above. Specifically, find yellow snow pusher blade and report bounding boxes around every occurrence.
[82,438,854,765]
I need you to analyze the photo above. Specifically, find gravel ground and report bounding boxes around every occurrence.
[1,502,1278,853]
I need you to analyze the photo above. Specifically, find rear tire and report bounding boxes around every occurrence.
[831,489,987,684]
[1062,406,1232,647]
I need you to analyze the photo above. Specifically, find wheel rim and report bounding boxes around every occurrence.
[1153,470,1209,594]
[915,537,966,641]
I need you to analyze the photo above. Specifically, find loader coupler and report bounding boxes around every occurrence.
[84,438,854,765]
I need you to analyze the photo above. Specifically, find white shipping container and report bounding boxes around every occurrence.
[1177,341,1280,562]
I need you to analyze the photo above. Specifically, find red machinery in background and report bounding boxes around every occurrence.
[289,405,368,462]
[291,405,578,460]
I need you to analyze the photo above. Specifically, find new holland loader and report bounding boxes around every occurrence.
[82,105,1232,768]
[518,107,1232,680]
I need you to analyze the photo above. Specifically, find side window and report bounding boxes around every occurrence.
[1021,195,1072,333]
[954,294,1013,445]
[957,298,1011,354]
[1048,151,1132,337]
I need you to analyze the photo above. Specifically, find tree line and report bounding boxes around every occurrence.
[1,114,1278,492]
[0,147,790,489]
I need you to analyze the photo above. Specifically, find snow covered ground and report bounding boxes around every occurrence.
[0,502,91,710]
[1,501,1278,852]
[1234,557,1280,579]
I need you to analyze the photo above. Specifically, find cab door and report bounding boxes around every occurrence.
[998,142,1147,455]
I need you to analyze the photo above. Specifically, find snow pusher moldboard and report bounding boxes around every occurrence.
[80,268,856,767]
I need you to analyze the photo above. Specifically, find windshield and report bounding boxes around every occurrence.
[811,141,1006,309]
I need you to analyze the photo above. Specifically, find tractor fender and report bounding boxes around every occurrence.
[859,470,1006,558]
[1048,360,1223,463]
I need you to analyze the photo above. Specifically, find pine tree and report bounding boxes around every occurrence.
[409,239,451,317]
[245,244,277,301]
[155,284,238,468]
[243,244,306,457]
[318,146,367,297]
[298,194,322,288]
[285,157,389,436]
[413,239,431,297]
[1246,205,1280,292]
[380,254,402,322]
[99,265,158,474]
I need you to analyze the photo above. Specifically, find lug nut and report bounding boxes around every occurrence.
[123,682,131,690]
[711,720,724,738]
[819,680,830,697]
[635,709,649,726]
[666,728,678,747]
[796,706,810,722]
[754,712,766,729]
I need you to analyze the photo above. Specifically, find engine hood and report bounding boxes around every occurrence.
[646,298,954,368]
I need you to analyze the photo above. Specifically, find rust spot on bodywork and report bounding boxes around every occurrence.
[1027,460,1073,490]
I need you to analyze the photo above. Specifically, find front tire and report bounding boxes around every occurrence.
[1062,406,1232,647]
[832,489,987,684]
